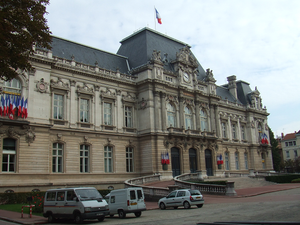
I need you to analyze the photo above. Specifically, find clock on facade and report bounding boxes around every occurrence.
[183,72,189,82]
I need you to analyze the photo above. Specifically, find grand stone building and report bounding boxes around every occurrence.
[0,27,272,192]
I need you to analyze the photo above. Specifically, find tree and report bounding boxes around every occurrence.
[269,126,283,172]
[0,0,52,81]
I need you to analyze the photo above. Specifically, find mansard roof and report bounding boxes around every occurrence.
[216,86,242,104]
[50,36,130,74]
[117,27,207,80]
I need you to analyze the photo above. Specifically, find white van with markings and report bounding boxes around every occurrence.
[105,187,146,218]
[43,187,109,224]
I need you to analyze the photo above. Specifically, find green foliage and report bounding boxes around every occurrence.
[284,156,300,173]
[0,0,52,80]
[291,178,300,183]
[98,189,111,197]
[31,192,44,213]
[269,126,283,172]
[265,175,300,183]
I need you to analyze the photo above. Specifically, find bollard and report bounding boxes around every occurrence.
[21,205,35,218]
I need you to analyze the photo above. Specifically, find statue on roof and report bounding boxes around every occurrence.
[151,50,161,61]
[205,68,216,83]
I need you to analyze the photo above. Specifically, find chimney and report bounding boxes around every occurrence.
[281,133,284,138]
[227,75,237,99]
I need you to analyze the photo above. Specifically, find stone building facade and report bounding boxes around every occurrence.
[0,28,272,192]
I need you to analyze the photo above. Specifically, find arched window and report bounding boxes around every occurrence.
[167,103,176,127]
[52,143,63,173]
[104,146,113,172]
[3,78,21,95]
[126,147,134,172]
[184,106,193,130]
[80,145,89,173]
[2,138,16,172]
[200,109,208,131]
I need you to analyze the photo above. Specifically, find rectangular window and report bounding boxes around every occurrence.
[294,150,298,158]
[80,145,89,173]
[222,122,226,138]
[232,124,236,139]
[53,94,64,120]
[104,103,112,125]
[225,152,229,170]
[241,125,245,140]
[125,106,132,128]
[289,142,293,146]
[104,146,113,172]
[46,192,56,201]
[2,138,16,172]
[235,152,239,170]
[126,147,134,172]
[293,141,296,146]
[285,142,288,147]
[52,143,63,173]
[244,153,248,169]
[80,99,89,123]
[286,151,290,159]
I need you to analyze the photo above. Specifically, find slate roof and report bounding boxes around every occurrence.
[117,27,207,80]
[47,28,256,106]
[50,36,130,74]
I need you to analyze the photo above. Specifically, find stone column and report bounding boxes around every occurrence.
[154,91,161,132]
[161,92,167,132]
[179,97,185,129]
[227,116,232,140]
[69,80,77,128]
[237,117,241,141]
[94,86,100,130]
[215,105,220,137]
[195,101,200,131]
[210,104,216,132]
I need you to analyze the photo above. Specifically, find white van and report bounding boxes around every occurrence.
[43,187,109,223]
[105,187,146,218]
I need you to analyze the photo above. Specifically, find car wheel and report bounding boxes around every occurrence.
[135,212,142,217]
[74,212,82,224]
[174,206,178,209]
[98,216,105,222]
[183,201,191,209]
[47,213,55,223]
[160,202,166,210]
[197,204,203,208]
[118,209,126,218]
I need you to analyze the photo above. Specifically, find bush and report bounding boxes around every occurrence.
[265,175,300,183]
[291,178,300,183]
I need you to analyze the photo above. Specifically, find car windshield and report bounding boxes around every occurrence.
[189,190,201,196]
[75,189,103,201]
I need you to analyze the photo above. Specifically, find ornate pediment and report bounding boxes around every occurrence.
[176,46,199,68]
[50,78,70,91]
[76,83,94,96]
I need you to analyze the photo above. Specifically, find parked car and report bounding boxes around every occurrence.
[158,189,204,209]
[43,187,109,223]
[105,188,146,218]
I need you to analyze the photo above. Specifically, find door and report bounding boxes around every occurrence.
[189,148,197,173]
[171,148,181,177]
[129,189,138,211]
[205,149,213,176]
[165,191,177,207]
[136,189,146,210]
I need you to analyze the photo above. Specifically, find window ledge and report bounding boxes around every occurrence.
[123,127,137,133]
[101,124,116,131]
[50,119,68,126]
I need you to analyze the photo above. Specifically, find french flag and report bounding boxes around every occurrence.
[165,152,170,165]
[18,97,23,116]
[155,8,162,24]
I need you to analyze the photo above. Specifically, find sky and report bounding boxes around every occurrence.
[45,0,300,138]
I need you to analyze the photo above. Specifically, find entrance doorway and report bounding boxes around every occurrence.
[171,147,181,177]
[205,149,213,176]
[189,148,197,173]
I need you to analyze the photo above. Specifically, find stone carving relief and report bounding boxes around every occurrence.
[50,78,70,92]
[176,46,199,68]
[151,50,162,62]
[36,78,49,93]
[0,124,36,146]
[77,83,94,94]
[139,98,148,110]
[205,68,216,83]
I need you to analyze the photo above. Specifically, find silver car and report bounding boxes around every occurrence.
[158,189,204,209]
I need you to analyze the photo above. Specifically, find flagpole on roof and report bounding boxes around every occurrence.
[154,6,156,30]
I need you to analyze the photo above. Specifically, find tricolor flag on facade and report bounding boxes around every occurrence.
[155,8,162,24]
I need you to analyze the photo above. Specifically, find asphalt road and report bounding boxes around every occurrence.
[44,188,300,225]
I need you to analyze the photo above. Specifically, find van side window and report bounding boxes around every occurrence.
[130,190,136,200]
[46,192,56,201]
[67,191,76,201]
[110,196,115,203]
[57,191,65,201]
[137,190,143,199]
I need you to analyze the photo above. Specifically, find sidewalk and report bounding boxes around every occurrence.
[1,181,300,224]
